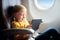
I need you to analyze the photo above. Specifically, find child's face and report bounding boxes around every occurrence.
[14,10,26,21]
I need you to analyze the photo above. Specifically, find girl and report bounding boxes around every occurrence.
[10,5,31,40]
[11,5,30,28]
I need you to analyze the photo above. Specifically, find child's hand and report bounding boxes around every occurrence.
[24,25,32,28]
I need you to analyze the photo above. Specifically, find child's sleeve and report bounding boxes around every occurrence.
[11,21,20,28]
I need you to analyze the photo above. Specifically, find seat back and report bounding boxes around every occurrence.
[2,6,14,29]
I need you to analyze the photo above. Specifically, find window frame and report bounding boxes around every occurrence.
[34,0,55,10]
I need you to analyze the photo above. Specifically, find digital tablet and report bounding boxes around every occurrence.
[31,19,42,31]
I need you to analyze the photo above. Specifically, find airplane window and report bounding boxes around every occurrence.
[34,0,55,10]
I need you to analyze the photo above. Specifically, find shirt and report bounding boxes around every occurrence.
[11,19,29,28]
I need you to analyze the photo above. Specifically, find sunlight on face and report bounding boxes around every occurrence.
[15,10,27,21]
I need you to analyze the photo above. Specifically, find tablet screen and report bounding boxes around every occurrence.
[31,19,42,31]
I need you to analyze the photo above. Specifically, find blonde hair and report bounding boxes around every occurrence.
[13,5,27,13]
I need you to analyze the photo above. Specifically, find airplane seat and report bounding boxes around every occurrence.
[1,6,14,30]
[6,6,14,20]
[0,7,9,31]
[0,28,34,40]
[0,6,35,40]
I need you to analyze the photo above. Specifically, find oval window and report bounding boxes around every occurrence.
[34,0,55,10]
